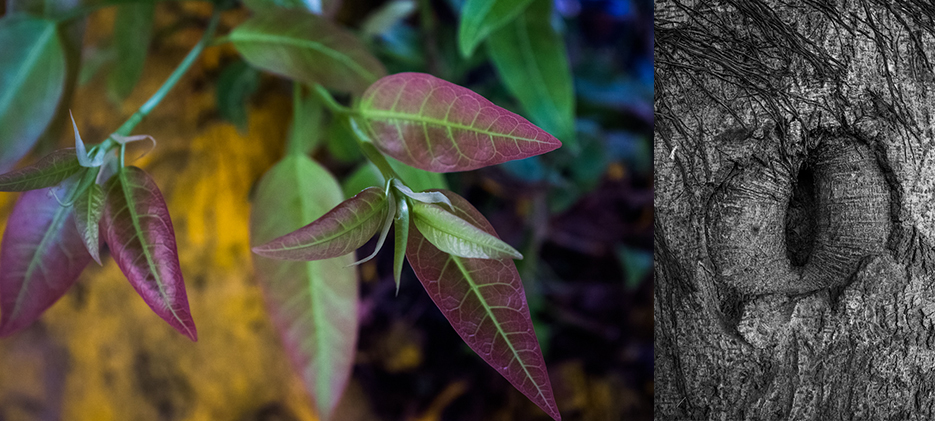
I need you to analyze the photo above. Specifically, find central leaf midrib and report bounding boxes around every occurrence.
[0,22,55,121]
[414,210,508,256]
[268,198,384,252]
[449,255,548,405]
[119,170,191,337]
[360,109,552,145]
[0,161,80,190]
[232,31,375,84]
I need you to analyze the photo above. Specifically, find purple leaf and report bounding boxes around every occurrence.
[250,155,358,421]
[252,187,388,261]
[0,148,81,192]
[406,190,560,420]
[0,178,93,336]
[357,72,562,172]
[102,166,196,341]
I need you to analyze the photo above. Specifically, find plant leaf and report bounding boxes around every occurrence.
[0,15,67,172]
[102,166,197,341]
[107,0,155,102]
[361,0,416,38]
[458,0,535,57]
[406,190,559,420]
[410,201,521,260]
[74,182,105,265]
[250,155,358,421]
[0,148,81,192]
[252,187,388,261]
[357,72,562,172]
[392,195,409,294]
[488,0,575,146]
[0,178,93,336]
[231,9,386,95]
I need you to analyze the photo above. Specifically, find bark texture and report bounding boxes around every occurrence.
[656,1,935,419]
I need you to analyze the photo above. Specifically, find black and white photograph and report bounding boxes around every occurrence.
[656,1,935,419]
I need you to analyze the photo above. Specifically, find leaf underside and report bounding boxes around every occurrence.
[410,202,522,260]
[231,8,386,95]
[74,182,105,264]
[102,166,197,341]
[488,0,576,144]
[252,186,388,261]
[406,190,560,420]
[0,148,81,192]
[0,16,67,172]
[0,178,93,336]
[358,72,562,172]
[250,155,358,421]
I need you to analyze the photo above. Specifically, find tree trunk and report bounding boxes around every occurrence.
[655,1,935,419]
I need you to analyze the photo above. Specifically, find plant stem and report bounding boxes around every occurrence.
[312,84,353,115]
[113,12,220,138]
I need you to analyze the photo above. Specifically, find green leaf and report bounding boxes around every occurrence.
[488,0,576,147]
[361,0,416,38]
[250,154,358,421]
[410,201,522,260]
[0,15,66,172]
[0,148,82,192]
[458,0,534,57]
[252,187,388,261]
[108,0,155,102]
[216,58,260,133]
[356,72,562,172]
[287,84,324,155]
[392,194,409,293]
[74,182,105,265]
[231,9,387,95]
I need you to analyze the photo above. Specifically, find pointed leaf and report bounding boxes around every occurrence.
[488,0,575,145]
[0,178,93,336]
[458,0,535,57]
[393,179,452,208]
[357,72,562,172]
[108,0,155,102]
[102,166,196,341]
[0,148,81,192]
[406,190,560,420]
[74,182,104,265]
[250,155,358,421]
[252,187,388,261]
[410,201,522,260]
[0,15,66,172]
[392,195,409,293]
[231,9,387,95]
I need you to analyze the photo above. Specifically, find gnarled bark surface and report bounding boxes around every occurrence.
[655,1,935,419]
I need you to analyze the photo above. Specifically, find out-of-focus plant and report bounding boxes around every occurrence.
[0,0,582,419]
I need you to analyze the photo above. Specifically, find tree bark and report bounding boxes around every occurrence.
[655,1,935,419]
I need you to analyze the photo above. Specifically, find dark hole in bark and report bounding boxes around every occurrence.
[785,164,817,267]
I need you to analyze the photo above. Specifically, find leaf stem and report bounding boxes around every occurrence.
[286,83,306,156]
[114,12,221,137]
[311,84,353,115]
